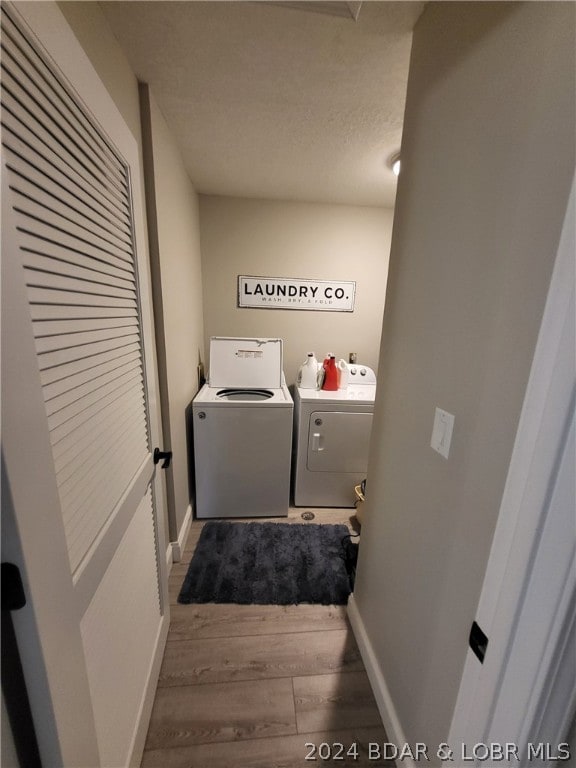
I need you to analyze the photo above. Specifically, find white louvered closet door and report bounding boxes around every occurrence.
[1,4,169,767]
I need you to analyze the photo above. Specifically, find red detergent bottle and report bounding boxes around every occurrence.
[322,355,338,391]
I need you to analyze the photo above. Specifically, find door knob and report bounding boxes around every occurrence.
[153,448,172,469]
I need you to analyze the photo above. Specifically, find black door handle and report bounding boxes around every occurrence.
[1,563,42,768]
[1,563,26,611]
[154,448,173,469]
[469,620,489,663]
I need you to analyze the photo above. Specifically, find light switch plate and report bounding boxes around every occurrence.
[431,407,455,459]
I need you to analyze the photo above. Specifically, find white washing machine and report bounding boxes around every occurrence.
[193,337,293,518]
[293,364,377,508]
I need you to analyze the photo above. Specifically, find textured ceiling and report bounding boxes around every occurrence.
[101,1,425,207]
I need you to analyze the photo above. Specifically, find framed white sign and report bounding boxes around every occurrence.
[238,275,356,312]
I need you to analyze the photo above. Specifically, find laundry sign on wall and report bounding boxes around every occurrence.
[238,276,356,312]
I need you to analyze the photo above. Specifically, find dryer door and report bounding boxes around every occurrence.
[307,411,373,472]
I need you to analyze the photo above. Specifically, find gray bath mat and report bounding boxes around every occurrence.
[177,521,352,605]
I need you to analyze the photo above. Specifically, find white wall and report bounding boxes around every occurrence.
[352,1,575,760]
[58,2,141,142]
[199,195,393,383]
[140,86,205,542]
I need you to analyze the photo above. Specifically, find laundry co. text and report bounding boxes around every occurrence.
[238,276,355,312]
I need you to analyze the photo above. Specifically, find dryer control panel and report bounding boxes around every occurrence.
[347,364,376,384]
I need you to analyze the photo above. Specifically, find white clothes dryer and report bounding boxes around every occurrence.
[293,364,376,508]
[193,337,293,518]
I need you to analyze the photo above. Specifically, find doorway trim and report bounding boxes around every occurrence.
[447,175,575,762]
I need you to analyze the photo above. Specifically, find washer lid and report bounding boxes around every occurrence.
[209,337,283,388]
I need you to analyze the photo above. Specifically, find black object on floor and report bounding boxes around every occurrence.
[340,532,360,591]
[178,521,353,605]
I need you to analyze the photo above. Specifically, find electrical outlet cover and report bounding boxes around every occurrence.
[431,407,455,459]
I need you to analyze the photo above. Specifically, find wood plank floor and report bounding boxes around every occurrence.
[141,508,395,767]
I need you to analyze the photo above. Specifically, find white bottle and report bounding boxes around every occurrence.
[337,359,349,389]
[298,353,319,389]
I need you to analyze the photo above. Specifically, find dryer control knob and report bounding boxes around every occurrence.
[198,411,206,420]
[314,418,323,426]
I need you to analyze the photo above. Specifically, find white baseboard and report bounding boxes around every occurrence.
[127,616,169,767]
[170,504,192,563]
[347,594,417,768]
[165,542,173,575]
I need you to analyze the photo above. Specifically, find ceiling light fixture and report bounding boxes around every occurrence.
[387,151,401,177]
